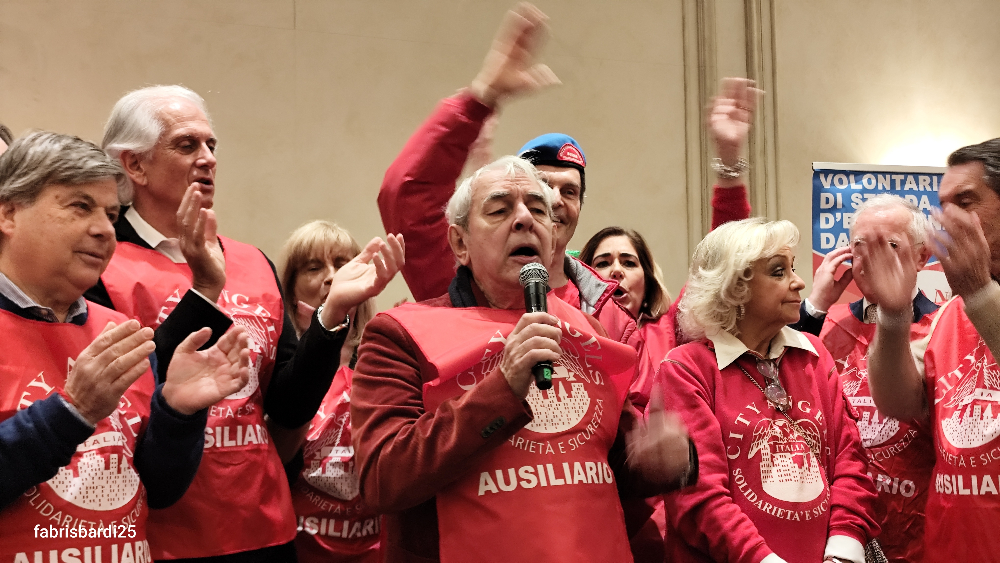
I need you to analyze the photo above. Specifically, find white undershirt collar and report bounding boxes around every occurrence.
[126,207,186,264]
[707,326,818,370]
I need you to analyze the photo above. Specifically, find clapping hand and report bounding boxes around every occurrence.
[177,183,225,303]
[852,229,917,316]
[929,204,993,298]
[65,320,156,425]
[808,245,854,313]
[319,234,405,328]
[161,326,251,415]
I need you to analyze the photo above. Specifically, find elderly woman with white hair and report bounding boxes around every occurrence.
[657,218,879,563]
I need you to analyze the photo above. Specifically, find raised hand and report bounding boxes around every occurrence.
[161,326,251,415]
[65,320,156,425]
[808,245,854,312]
[626,384,691,484]
[708,77,763,167]
[469,3,561,108]
[500,311,562,399]
[930,204,993,298]
[177,183,226,303]
[319,234,405,328]
[852,229,917,316]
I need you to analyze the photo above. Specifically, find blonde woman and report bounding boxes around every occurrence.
[658,218,878,563]
[276,220,403,563]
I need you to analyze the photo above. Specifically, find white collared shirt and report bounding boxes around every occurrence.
[705,326,818,370]
[0,272,87,323]
[126,207,186,264]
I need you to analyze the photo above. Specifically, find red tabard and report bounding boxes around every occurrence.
[819,304,935,563]
[922,298,1000,562]
[385,297,637,563]
[293,366,383,563]
[0,306,155,563]
[100,236,295,558]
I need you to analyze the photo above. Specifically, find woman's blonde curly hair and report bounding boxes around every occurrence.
[678,217,799,340]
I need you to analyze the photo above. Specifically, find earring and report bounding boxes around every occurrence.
[737,304,745,320]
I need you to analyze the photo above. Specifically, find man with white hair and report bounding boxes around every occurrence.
[792,194,937,562]
[87,85,403,562]
[352,156,695,563]
[863,137,1000,562]
[0,131,251,561]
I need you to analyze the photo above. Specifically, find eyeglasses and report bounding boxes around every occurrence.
[757,360,790,412]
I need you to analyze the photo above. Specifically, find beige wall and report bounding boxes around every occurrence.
[771,0,1000,281]
[1,0,998,308]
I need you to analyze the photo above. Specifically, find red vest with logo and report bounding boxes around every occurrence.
[293,366,382,563]
[101,236,295,558]
[385,297,637,563]
[0,305,155,563]
[820,303,935,563]
[922,298,1000,562]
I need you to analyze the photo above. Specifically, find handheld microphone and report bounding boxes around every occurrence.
[518,263,554,391]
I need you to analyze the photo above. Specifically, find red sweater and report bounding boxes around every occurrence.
[658,333,878,563]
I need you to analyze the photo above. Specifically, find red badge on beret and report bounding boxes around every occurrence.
[557,143,586,167]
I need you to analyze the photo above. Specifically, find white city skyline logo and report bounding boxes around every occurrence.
[940,344,1000,449]
[524,359,592,434]
[841,366,900,448]
[224,313,274,400]
[749,418,825,503]
[48,440,140,511]
[302,392,359,501]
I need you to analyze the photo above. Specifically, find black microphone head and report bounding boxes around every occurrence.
[518,262,549,287]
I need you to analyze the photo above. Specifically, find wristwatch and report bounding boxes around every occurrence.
[711,156,749,179]
[315,304,350,333]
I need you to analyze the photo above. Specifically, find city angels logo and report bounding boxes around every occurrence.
[47,359,141,511]
[748,418,825,503]
[940,340,1000,449]
[452,321,609,436]
[840,364,900,448]
[302,391,359,501]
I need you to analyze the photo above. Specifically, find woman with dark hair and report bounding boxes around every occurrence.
[579,225,680,407]
[580,226,671,322]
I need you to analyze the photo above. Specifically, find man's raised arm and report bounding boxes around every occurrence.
[378,3,558,301]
